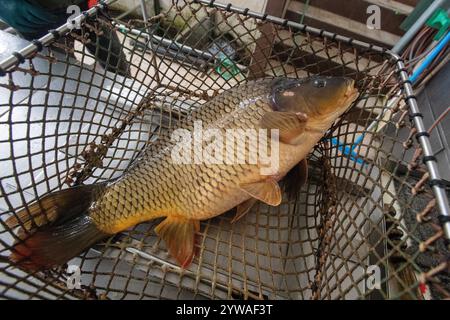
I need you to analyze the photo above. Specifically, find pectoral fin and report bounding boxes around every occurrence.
[155,216,200,268]
[283,159,309,200]
[232,198,258,223]
[239,178,282,206]
[260,111,308,144]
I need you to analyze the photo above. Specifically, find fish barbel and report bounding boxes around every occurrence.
[7,76,358,270]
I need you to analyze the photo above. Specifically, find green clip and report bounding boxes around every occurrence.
[426,8,450,41]
[215,54,241,80]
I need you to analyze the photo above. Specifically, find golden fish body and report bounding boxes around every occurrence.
[9,76,358,270]
[89,79,332,232]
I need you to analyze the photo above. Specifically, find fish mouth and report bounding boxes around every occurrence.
[333,78,358,117]
[343,79,359,103]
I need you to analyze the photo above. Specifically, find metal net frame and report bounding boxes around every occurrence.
[0,0,449,300]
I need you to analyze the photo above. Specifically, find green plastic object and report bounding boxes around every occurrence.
[215,53,241,81]
[426,8,450,40]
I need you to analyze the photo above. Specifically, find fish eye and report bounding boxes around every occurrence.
[314,79,326,88]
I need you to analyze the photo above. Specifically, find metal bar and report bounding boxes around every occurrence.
[193,0,386,54]
[392,0,448,54]
[0,0,117,75]
[139,0,149,22]
[393,54,450,243]
[117,22,248,73]
[117,23,215,61]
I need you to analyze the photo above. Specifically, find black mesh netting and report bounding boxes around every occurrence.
[0,0,449,300]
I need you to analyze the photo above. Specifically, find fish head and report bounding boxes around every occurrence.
[270,76,359,123]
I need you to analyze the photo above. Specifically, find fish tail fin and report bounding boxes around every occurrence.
[7,183,109,271]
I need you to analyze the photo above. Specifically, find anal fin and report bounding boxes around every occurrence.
[155,216,200,268]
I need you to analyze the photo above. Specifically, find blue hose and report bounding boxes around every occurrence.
[410,31,450,84]
[330,30,449,165]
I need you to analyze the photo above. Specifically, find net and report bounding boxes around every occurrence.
[0,0,449,300]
